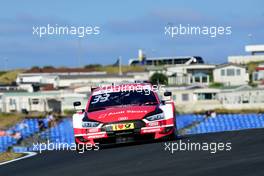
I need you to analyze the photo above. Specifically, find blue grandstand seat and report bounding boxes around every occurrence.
[186,113,264,135]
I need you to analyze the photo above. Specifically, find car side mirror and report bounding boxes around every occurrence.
[73,101,84,112]
[164,91,172,97]
[73,101,81,107]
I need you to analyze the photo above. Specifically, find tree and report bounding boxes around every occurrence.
[30,66,40,70]
[150,73,168,85]
[84,64,102,69]
[43,65,54,69]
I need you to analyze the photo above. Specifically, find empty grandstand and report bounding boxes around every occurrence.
[186,113,264,134]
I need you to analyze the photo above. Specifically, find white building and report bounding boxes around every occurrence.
[1,91,88,113]
[213,64,249,86]
[16,72,147,89]
[16,71,107,89]
[16,73,59,88]
[147,64,215,86]
[164,85,264,113]
[126,71,149,81]
[166,64,215,86]
[218,85,264,109]
[57,74,136,88]
[0,93,3,112]
[228,45,264,64]
[252,64,264,85]
[164,86,221,113]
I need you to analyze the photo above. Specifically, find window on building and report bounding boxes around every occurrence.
[226,69,235,76]
[9,98,16,105]
[221,69,225,76]
[197,93,216,100]
[253,73,258,81]
[236,69,241,76]
[182,94,189,101]
[31,99,39,105]
[202,76,208,83]
[195,77,200,82]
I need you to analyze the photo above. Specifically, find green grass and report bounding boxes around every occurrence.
[0,113,24,130]
[0,70,24,84]
[209,82,224,88]
[90,65,145,74]
[0,71,7,77]
[0,152,24,163]
[63,109,76,116]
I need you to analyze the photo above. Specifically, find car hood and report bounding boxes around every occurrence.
[87,105,157,123]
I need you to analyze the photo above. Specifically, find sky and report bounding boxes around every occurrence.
[0,0,263,69]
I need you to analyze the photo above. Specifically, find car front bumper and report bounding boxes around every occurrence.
[74,118,175,145]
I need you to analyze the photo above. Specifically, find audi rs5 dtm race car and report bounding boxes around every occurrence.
[72,83,176,146]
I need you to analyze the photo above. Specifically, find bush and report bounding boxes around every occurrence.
[209,82,224,88]
[43,65,54,69]
[150,73,168,85]
[84,64,102,69]
[63,109,76,116]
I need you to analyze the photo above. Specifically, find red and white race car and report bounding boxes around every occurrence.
[72,83,176,146]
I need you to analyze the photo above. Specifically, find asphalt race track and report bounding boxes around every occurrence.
[1,128,264,176]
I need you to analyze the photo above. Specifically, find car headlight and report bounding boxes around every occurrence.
[82,121,100,128]
[145,113,165,121]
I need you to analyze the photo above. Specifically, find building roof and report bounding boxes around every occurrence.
[2,91,60,97]
[245,45,264,53]
[167,64,216,70]
[215,63,245,69]
[129,56,204,65]
[24,67,97,73]
[58,74,134,80]
[220,85,253,91]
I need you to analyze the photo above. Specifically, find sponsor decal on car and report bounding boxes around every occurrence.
[112,123,135,131]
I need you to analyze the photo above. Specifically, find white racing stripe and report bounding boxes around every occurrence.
[0,152,37,166]
[74,132,106,137]
[141,124,173,130]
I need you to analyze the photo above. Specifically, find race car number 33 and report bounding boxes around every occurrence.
[113,123,134,131]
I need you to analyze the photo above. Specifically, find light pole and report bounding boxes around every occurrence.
[118,56,122,76]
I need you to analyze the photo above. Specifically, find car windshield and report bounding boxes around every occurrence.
[88,91,158,112]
